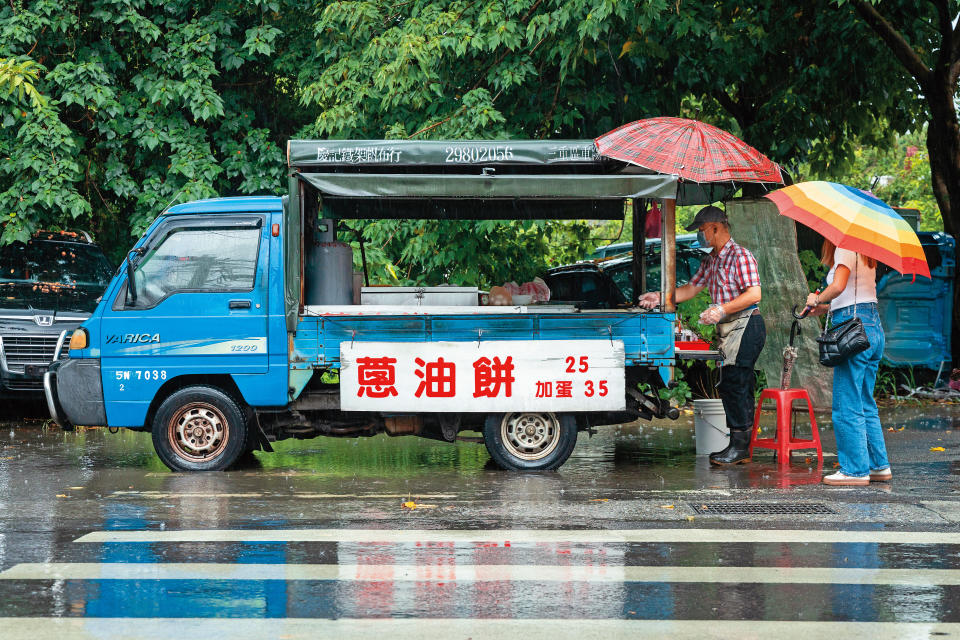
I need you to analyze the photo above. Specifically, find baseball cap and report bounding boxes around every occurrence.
[684,205,728,231]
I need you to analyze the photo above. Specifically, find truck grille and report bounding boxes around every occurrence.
[0,335,59,373]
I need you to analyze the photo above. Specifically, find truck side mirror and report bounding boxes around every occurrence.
[125,247,146,306]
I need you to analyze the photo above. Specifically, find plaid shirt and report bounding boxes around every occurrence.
[690,239,761,304]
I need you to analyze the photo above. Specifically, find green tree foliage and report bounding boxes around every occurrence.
[609,1,917,178]
[0,0,951,295]
[820,128,943,232]
[299,0,916,285]
[0,0,314,258]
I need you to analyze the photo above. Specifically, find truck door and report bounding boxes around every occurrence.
[100,215,269,422]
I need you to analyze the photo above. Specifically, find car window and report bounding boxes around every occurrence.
[545,272,613,308]
[132,227,259,307]
[0,240,113,313]
[607,265,633,302]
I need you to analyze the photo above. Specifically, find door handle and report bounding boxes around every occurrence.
[229,299,251,309]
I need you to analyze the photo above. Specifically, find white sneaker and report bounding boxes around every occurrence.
[823,471,870,486]
[870,468,892,482]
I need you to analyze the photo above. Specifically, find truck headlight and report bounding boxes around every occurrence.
[69,328,89,350]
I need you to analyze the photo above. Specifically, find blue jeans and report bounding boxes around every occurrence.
[830,303,888,477]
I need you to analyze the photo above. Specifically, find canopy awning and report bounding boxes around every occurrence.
[288,139,607,168]
[296,172,678,200]
[295,172,680,219]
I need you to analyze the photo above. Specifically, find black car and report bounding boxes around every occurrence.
[0,231,113,394]
[543,244,708,309]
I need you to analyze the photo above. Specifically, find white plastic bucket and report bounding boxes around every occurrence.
[693,399,729,455]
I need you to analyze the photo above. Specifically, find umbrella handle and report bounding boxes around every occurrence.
[792,304,812,320]
[789,317,802,347]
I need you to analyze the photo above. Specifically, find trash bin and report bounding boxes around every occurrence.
[878,231,954,372]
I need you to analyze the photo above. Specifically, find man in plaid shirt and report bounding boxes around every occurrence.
[639,205,766,465]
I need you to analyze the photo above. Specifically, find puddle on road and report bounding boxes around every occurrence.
[1,402,957,493]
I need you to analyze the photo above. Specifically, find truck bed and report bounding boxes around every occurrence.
[291,307,675,370]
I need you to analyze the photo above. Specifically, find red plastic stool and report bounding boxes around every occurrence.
[749,388,822,465]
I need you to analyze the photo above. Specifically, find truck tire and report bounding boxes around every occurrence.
[151,386,249,472]
[483,412,577,471]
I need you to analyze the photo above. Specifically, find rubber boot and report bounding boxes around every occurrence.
[709,434,735,459]
[709,429,752,465]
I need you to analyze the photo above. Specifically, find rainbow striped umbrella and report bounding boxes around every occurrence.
[764,181,930,279]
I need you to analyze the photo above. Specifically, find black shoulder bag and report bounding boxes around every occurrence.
[817,258,870,367]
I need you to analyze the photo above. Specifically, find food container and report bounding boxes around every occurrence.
[361,286,480,306]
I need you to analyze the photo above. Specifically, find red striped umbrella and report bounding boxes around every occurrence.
[595,117,783,184]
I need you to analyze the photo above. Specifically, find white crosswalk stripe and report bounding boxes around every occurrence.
[73,527,960,545]
[1,618,959,640]
[3,562,960,586]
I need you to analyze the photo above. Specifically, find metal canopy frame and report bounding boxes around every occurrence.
[286,139,681,317]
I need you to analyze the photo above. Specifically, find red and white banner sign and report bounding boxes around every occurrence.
[340,340,625,412]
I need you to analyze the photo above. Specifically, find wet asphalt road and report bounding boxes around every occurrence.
[1,399,960,639]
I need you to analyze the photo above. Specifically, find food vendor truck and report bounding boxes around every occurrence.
[45,139,720,472]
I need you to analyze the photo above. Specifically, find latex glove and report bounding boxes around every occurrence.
[699,304,725,325]
[637,291,660,309]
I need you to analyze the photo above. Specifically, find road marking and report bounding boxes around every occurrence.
[108,492,459,499]
[0,619,957,640]
[74,528,960,545]
[3,562,960,585]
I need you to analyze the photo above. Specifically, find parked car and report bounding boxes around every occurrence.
[544,242,708,308]
[589,232,703,260]
[0,231,113,394]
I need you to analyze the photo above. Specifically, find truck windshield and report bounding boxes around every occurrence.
[0,240,113,313]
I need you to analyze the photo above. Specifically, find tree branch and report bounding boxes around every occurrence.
[934,0,952,42]
[931,0,960,72]
[713,88,756,132]
[945,0,960,68]
[520,0,543,25]
[852,0,933,90]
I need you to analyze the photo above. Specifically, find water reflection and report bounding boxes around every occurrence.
[15,543,955,621]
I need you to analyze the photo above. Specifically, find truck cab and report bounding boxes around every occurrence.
[47,139,722,473]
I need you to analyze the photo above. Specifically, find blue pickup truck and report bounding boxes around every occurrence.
[45,139,713,472]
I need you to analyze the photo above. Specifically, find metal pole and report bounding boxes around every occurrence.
[631,199,648,302]
[662,198,677,312]
[355,228,371,287]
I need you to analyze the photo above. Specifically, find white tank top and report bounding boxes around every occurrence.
[826,247,877,311]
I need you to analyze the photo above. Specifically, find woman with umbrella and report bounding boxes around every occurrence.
[802,241,887,486]
[766,182,930,486]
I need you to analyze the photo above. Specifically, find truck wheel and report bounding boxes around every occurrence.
[151,386,249,472]
[483,412,577,471]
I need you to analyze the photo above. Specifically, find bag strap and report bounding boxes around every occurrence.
[826,251,859,332]
[853,254,858,316]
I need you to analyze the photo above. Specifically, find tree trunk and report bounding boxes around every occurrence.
[924,77,960,368]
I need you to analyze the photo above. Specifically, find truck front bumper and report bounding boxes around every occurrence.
[45,359,106,427]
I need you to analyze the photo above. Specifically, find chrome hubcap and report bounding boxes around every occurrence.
[501,413,560,461]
